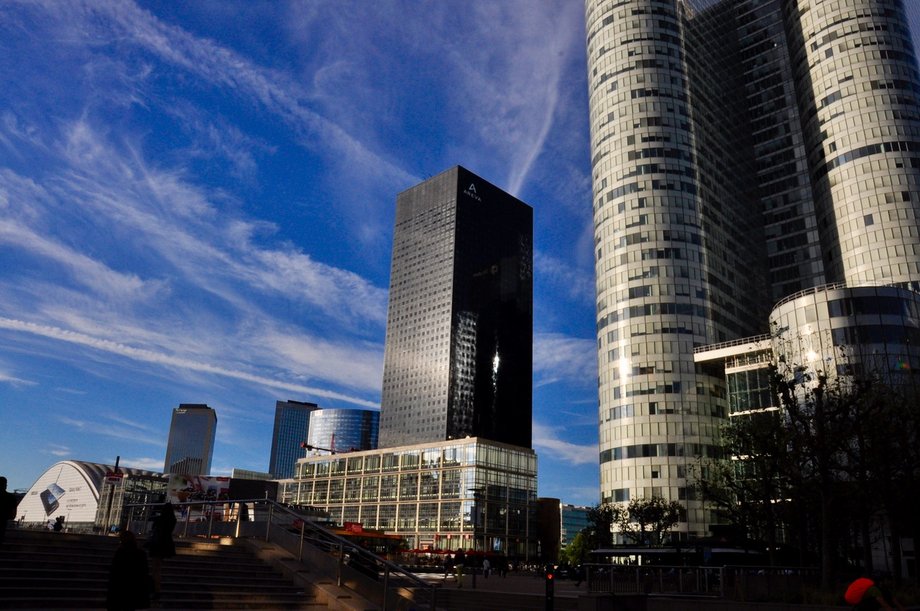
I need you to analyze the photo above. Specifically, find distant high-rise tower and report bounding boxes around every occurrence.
[269,400,319,479]
[378,166,533,448]
[585,0,920,537]
[164,404,217,475]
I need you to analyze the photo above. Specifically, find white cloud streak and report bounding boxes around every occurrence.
[73,0,418,188]
[534,333,596,388]
[535,250,595,305]
[0,370,37,387]
[533,422,597,466]
[2,317,378,408]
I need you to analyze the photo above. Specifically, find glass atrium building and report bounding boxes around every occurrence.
[281,437,537,558]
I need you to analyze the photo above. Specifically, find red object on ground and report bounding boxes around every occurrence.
[845,577,875,605]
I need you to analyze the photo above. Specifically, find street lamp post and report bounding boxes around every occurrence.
[300,442,335,454]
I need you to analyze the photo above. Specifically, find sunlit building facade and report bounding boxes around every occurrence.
[586,0,920,538]
[281,437,537,557]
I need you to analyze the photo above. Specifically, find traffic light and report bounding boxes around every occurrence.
[544,563,555,610]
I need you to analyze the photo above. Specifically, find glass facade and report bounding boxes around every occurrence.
[269,400,319,479]
[96,474,168,532]
[783,0,920,288]
[560,503,591,547]
[587,0,920,538]
[379,166,533,449]
[164,404,217,476]
[281,438,537,558]
[306,408,379,454]
[770,285,920,384]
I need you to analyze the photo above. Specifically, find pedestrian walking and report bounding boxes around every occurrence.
[145,502,176,601]
[453,549,466,587]
[482,557,491,578]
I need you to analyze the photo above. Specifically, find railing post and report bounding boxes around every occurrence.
[337,543,344,587]
[183,507,191,538]
[207,507,214,539]
[234,504,242,539]
[382,566,390,611]
[266,503,274,542]
[298,520,305,562]
[720,567,725,599]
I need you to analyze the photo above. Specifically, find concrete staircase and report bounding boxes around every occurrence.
[0,529,328,609]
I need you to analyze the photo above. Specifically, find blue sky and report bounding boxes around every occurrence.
[0,1,600,504]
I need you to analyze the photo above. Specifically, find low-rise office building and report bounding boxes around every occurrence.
[280,437,537,559]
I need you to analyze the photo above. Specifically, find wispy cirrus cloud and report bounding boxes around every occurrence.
[534,333,596,388]
[280,1,582,198]
[533,422,597,466]
[65,1,417,184]
[0,369,36,387]
[0,112,387,398]
[46,444,71,458]
[535,250,594,305]
[59,414,164,446]
[3,317,378,408]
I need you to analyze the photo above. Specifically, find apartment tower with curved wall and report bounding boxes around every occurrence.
[586,0,920,539]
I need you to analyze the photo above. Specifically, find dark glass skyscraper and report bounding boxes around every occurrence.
[378,166,533,449]
[269,399,319,479]
[586,0,920,537]
[163,403,217,476]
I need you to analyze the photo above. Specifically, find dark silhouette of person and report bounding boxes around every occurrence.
[443,554,454,580]
[0,476,18,547]
[146,501,176,600]
[453,549,466,587]
[106,530,151,611]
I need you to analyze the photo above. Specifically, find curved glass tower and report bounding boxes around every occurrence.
[783,0,920,287]
[306,408,379,454]
[586,0,766,538]
[586,0,920,539]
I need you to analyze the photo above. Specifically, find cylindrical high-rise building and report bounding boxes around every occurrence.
[585,0,766,538]
[784,0,920,287]
[587,0,920,541]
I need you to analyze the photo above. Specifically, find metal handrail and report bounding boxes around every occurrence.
[692,333,771,354]
[122,498,437,610]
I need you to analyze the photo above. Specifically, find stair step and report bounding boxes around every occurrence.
[0,531,329,610]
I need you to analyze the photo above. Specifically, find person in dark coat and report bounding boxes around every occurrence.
[0,476,18,547]
[146,502,176,600]
[106,530,151,611]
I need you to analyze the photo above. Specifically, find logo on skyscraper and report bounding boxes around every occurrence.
[463,182,482,202]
